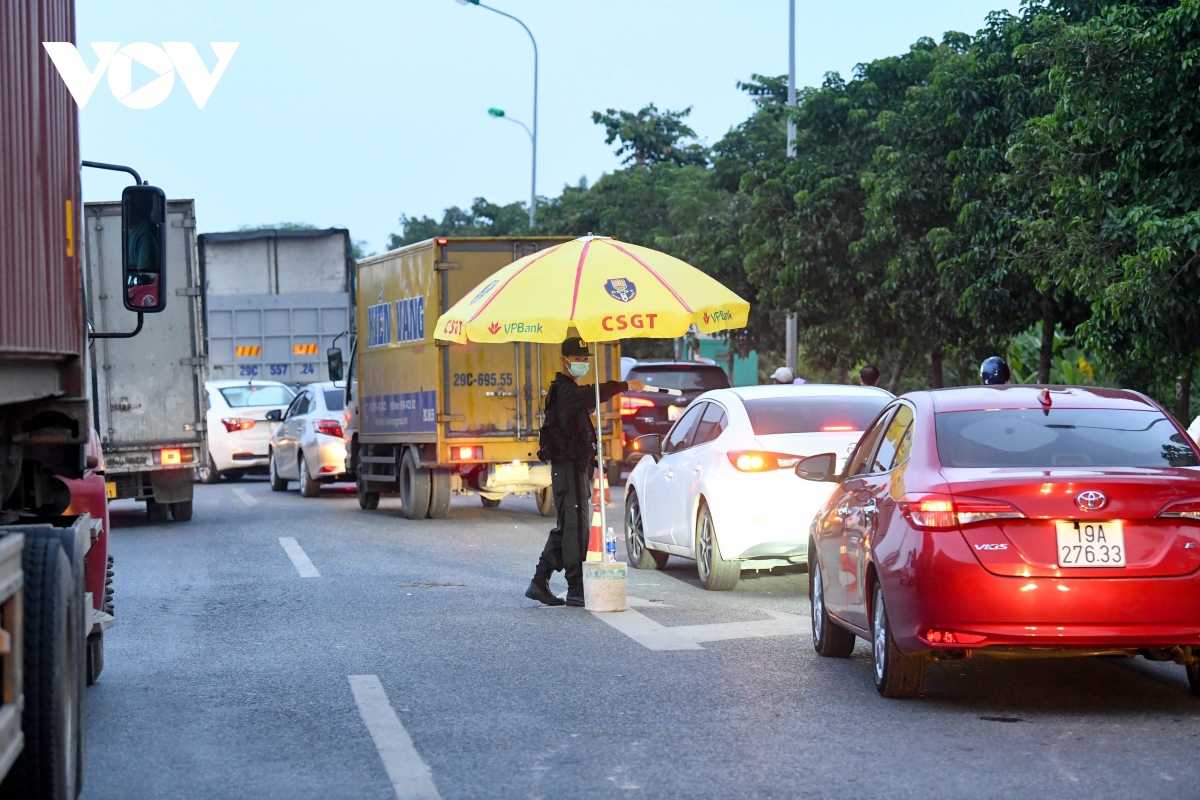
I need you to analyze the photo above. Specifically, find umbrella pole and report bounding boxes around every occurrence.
[593,353,607,560]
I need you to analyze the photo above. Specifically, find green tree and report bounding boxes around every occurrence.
[591,104,709,167]
[386,197,529,249]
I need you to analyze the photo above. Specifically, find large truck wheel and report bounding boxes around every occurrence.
[1,537,80,800]
[427,469,451,519]
[146,498,170,523]
[536,487,555,517]
[399,450,430,520]
[357,476,380,510]
[86,632,104,686]
[169,501,193,522]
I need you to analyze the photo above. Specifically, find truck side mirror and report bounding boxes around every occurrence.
[327,347,344,382]
[121,185,168,313]
[795,453,838,482]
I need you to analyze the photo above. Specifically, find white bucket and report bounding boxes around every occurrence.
[582,561,627,612]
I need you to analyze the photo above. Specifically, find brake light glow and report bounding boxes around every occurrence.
[158,448,194,465]
[900,493,1025,529]
[620,396,655,416]
[221,417,255,433]
[922,629,987,645]
[726,451,803,473]
[454,446,484,461]
[1157,498,1200,519]
[313,419,344,438]
[821,424,856,432]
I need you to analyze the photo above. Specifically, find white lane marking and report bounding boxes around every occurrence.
[233,487,257,506]
[278,537,320,578]
[349,675,442,800]
[591,606,807,651]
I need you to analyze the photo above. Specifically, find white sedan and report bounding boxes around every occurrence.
[267,381,348,497]
[624,384,893,590]
[199,380,296,483]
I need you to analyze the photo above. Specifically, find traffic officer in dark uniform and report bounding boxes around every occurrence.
[525,337,645,607]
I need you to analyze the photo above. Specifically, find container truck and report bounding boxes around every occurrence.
[84,200,207,522]
[340,237,623,518]
[0,1,161,793]
[199,228,353,385]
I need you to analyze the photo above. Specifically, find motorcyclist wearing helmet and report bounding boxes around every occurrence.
[980,356,1011,386]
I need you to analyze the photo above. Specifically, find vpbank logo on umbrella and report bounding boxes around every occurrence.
[42,42,239,109]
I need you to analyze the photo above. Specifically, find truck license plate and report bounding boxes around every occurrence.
[494,462,530,483]
[105,481,117,499]
[1056,520,1125,567]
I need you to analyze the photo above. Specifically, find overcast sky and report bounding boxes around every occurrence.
[76,0,1014,253]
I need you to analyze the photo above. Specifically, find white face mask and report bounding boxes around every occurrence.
[566,361,590,378]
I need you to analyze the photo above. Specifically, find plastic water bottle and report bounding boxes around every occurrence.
[605,527,617,561]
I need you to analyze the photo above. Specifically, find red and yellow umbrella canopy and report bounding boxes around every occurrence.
[434,235,749,344]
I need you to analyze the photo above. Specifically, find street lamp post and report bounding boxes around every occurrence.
[487,108,535,213]
[458,0,538,230]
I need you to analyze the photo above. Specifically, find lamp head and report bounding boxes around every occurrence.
[488,108,505,118]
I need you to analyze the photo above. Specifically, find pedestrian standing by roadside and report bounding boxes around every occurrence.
[525,337,645,607]
[860,364,881,387]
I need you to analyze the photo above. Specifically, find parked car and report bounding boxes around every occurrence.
[199,380,296,483]
[618,360,733,479]
[801,385,1200,698]
[267,381,348,496]
[624,384,893,590]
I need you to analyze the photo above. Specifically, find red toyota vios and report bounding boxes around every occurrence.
[797,386,1200,698]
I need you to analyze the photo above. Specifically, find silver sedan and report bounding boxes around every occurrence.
[267,381,347,497]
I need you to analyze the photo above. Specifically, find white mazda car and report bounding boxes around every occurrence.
[624,384,893,590]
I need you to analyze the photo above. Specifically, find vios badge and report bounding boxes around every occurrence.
[1076,490,1107,512]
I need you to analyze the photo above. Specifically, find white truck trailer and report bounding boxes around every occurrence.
[83,200,207,522]
[198,228,354,385]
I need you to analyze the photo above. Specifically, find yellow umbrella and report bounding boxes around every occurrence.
[433,235,748,344]
[434,234,749,563]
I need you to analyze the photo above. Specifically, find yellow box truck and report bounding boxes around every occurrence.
[346,237,623,518]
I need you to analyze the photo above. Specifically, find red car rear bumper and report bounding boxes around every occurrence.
[881,530,1200,654]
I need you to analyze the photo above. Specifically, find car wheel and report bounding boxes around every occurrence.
[268,450,288,492]
[481,496,501,508]
[625,489,667,570]
[1187,662,1200,696]
[146,498,170,522]
[399,448,430,520]
[871,582,925,698]
[695,502,739,590]
[535,487,555,517]
[298,453,320,498]
[169,500,193,522]
[810,542,855,657]
[198,452,221,484]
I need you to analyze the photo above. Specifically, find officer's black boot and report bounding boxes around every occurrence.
[525,575,564,606]
[564,564,585,607]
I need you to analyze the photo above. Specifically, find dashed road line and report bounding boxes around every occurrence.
[349,675,441,800]
[278,537,320,578]
[591,605,807,651]
[233,487,258,506]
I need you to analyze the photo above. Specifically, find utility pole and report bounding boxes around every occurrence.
[785,0,799,373]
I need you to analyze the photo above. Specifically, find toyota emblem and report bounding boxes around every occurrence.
[1076,490,1107,512]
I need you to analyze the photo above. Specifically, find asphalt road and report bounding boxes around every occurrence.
[82,477,1200,799]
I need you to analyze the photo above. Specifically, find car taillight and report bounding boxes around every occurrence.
[313,419,343,438]
[221,417,255,433]
[726,451,802,473]
[621,396,655,416]
[1158,498,1200,519]
[820,424,857,432]
[922,629,987,645]
[900,493,1025,530]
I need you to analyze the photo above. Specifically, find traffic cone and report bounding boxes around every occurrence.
[585,502,604,562]
[592,473,612,507]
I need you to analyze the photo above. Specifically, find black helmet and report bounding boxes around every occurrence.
[980,356,1010,386]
